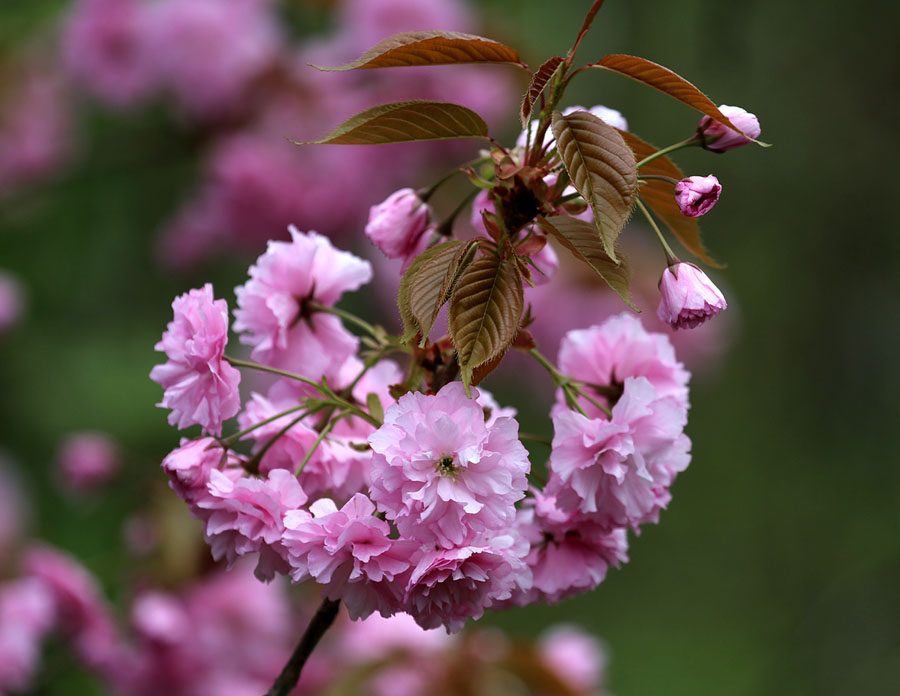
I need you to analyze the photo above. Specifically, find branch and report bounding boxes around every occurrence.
[265,597,341,696]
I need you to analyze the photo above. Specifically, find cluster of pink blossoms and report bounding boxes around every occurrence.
[151,226,696,633]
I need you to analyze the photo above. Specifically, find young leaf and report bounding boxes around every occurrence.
[550,110,638,261]
[520,56,565,128]
[538,215,636,310]
[407,240,479,343]
[399,240,461,340]
[449,254,524,389]
[620,130,721,266]
[365,393,385,425]
[569,0,607,61]
[312,31,525,71]
[298,101,489,145]
[587,55,752,138]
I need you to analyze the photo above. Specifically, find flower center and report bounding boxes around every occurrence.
[436,455,459,480]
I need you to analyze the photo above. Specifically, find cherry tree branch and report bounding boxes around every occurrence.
[266,597,341,696]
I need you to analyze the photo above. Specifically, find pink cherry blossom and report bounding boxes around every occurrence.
[675,175,722,217]
[150,284,241,436]
[404,534,530,633]
[233,227,372,376]
[550,377,691,530]
[511,491,628,604]
[56,431,119,494]
[556,313,690,415]
[0,578,55,694]
[538,624,609,693]
[656,263,728,331]
[161,437,245,510]
[23,546,121,671]
[198,468,307,581]
[698,105,761,152]
[365,188,432,264]
[368,382,530,548]
[143,0,281,120]
[0,64,72,193]
[61,0,159,108]
[282,494,415,620]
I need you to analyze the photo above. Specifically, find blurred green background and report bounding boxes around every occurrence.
[1,0,898,694]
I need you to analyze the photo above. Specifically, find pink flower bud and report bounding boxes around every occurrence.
[656,263,727,330]
[364,188,430,262]
[674,175,721,217]
[697,105,760,152]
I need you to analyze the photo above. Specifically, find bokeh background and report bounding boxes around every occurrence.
[1,0,897,694]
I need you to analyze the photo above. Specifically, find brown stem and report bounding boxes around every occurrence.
[265,597,341,696]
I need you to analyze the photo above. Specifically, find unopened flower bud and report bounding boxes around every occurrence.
[364,188,430,261]
[697,105,760,152]
[656,263,727,330]
[675,175,721,218]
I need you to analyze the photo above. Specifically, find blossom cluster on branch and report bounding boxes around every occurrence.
[146,1,765,692]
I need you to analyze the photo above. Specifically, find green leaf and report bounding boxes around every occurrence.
[297,101,489,145]
[520,56,565,128]
[539,215,636,310]
[550,110,638,261]
[586,55,766,143]
[449,254,524,390]
[620,129,722,266]
[310,31,525,71]
[365,393,384,425]
[401,240,479,343]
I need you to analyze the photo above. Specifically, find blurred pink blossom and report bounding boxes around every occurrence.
[56,431,119,494]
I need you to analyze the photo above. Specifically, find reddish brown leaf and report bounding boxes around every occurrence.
[312,31,525,71]
[550,110,637,261]
[299,101,489,145]
[587,55,751,138]
[619,130,722,267]
[520,56,565,128]
[449,255,524,389]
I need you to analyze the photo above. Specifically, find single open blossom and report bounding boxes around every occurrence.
[404,534,530,633]
[509,491,628,605]
[368,382,530,548]
[282,494,415,620]
[233,227,372,378]
[698,105,761,152]
[365,188,432,263]
[657,263,728,330]
[675,175,722,217]
[198,468,308,581]
[150,284,241,436]
[557,313,691,414]
[550,377,691,530]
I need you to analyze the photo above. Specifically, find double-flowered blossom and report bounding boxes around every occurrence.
[198,469,308,581]
[233,226,372,379]
[698,104,761,152]
[511,491,628,605]
[150,284,241,436]
[365,188,433,266]
[160,437,244,509]
[657,263,728,331]
[368,382,530,548]
[675,175,722,218]
[551,376,691,529]
[556,313,691,414]
[282,494,416,620]
[0,578,55,694]
[404,533,530,633]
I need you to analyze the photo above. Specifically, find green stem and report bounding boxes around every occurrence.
[295,410,348,475]
[574,388,612,419]
[639,174,679,185]
[246,410,316,474]
[219,404,308,448]
[438,189,480,237]
[419,159,485,202]
[307,302,380,339]
[528,348,563,384]
[635,198,678,265]
[225,357,333,397]
[635,137,699,169]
